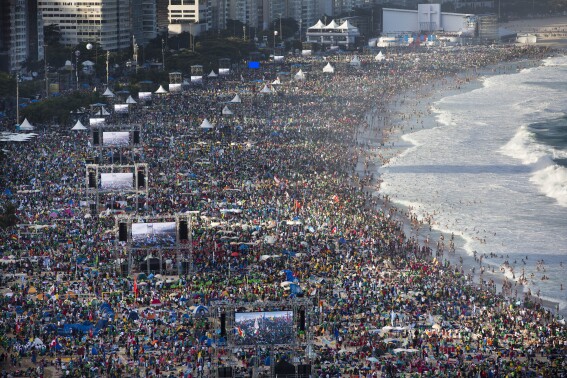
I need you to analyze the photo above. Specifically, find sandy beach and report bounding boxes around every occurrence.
[503,16,567,49]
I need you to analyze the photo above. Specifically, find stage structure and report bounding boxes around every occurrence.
[86,163,148,216]
[209,298,314,378]
[191,65,203,83]
[169,71,182,93]
[115,213,194,276]
[218,58,231,75]
[90,124,142,165]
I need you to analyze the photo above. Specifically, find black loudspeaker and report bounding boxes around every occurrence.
[88,172,96,188]
[137,172,145,188]
[220,313,226,337]
[218,367,232,378]
[89,203,97,214]
[133,130,140,144]
[179,220,188,241]
[298,364,311,378]
[92,131,99,145]
[299,310,305,331]
[118,223,128,242]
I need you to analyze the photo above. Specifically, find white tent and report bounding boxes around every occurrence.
[259,85,273,93]
[350,55,361,67]
[272,77,281,85]
[199,118,214,129]
[19,118,34,131]
[71,120,87,131]
[155,85,167,94]
[308,20,325,30]
[375,51,385,61]
[95,107,110,116]
[324,20,339,30]
[82,60,95,67]
[294,69,306,81]
[338,20,359,33]
[230,94,241,103]
[222,106,233,116]
[208,70,218,77]
[102,88,115,97]
[126,95,137,104]
[322,63,335,73]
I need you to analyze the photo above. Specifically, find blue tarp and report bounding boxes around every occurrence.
[99,302,114,318]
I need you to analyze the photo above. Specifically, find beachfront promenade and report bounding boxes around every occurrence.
[0,44,565,377]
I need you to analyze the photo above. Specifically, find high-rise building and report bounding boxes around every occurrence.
[0,0,44,73]
[39,0,132,51]
[168,0,212,35]
[131,0,158,46]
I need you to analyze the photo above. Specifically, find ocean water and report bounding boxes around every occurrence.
[380,55,567,312]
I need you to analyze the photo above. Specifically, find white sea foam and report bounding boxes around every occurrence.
[379,55,567,313]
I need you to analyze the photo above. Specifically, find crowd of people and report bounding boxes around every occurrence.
[0,44,565,378]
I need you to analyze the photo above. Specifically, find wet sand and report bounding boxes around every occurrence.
[503,16,567,49]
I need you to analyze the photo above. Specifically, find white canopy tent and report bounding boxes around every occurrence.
[102,88,115,97]
[155,85,168,94]
[272,77,281,85]
[222,106,233,116]
[322,63,335,73]
[126,95,137,104]
[294,69,306,81]
[208,70,218,78]
[19,118,34,131]
[375,51,385,61]
[199,118,214,129]
[350,56,361,67]
[230,94,241,103]
[259,85,273,94]
[71,120,87,130]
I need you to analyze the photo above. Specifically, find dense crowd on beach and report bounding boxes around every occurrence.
[1,44,566,378]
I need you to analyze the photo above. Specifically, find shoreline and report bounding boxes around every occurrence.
[365,55,566,316]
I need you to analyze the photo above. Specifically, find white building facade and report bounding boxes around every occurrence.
[168,0,212,35]
[39,0,132,51]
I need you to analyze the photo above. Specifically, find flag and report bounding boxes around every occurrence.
[236,327,245,338]
[133,278,138,298]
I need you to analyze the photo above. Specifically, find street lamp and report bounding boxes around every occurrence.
[75,50,80,90]
[15,73,20,126]
[273,30,278,56]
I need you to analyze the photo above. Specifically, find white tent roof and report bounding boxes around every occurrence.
[375,51,385,61]
[338,20,359,32]
[350,55,361,66]
[294,69,306,80]
[126,95,137,104]
[309,20,325,30]
[272,77,281,85]
[102,88,115,97]
[222,106,233,115]
[19,118,34,130]
[82,60,95,66]
[322,63,335,73]
[71,120,87,130]
[155,85,168,94]
[208,70,218,77]
[199,118,214,129]
[260,85,272,93]
[96,106,110,116]
[230,94,241,103]
[324,20,339,29]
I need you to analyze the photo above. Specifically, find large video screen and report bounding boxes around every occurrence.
[114,104,129,114]
[234,311,293,345]
[169,83,182,93]
[131,222,176,248]
[219,68,230,75]
[100,173,134,190]
[103,131,130,147]
[248,61,260,69]
[90,118,105,126]
[191,76,203,83]
[139,92,152,100]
